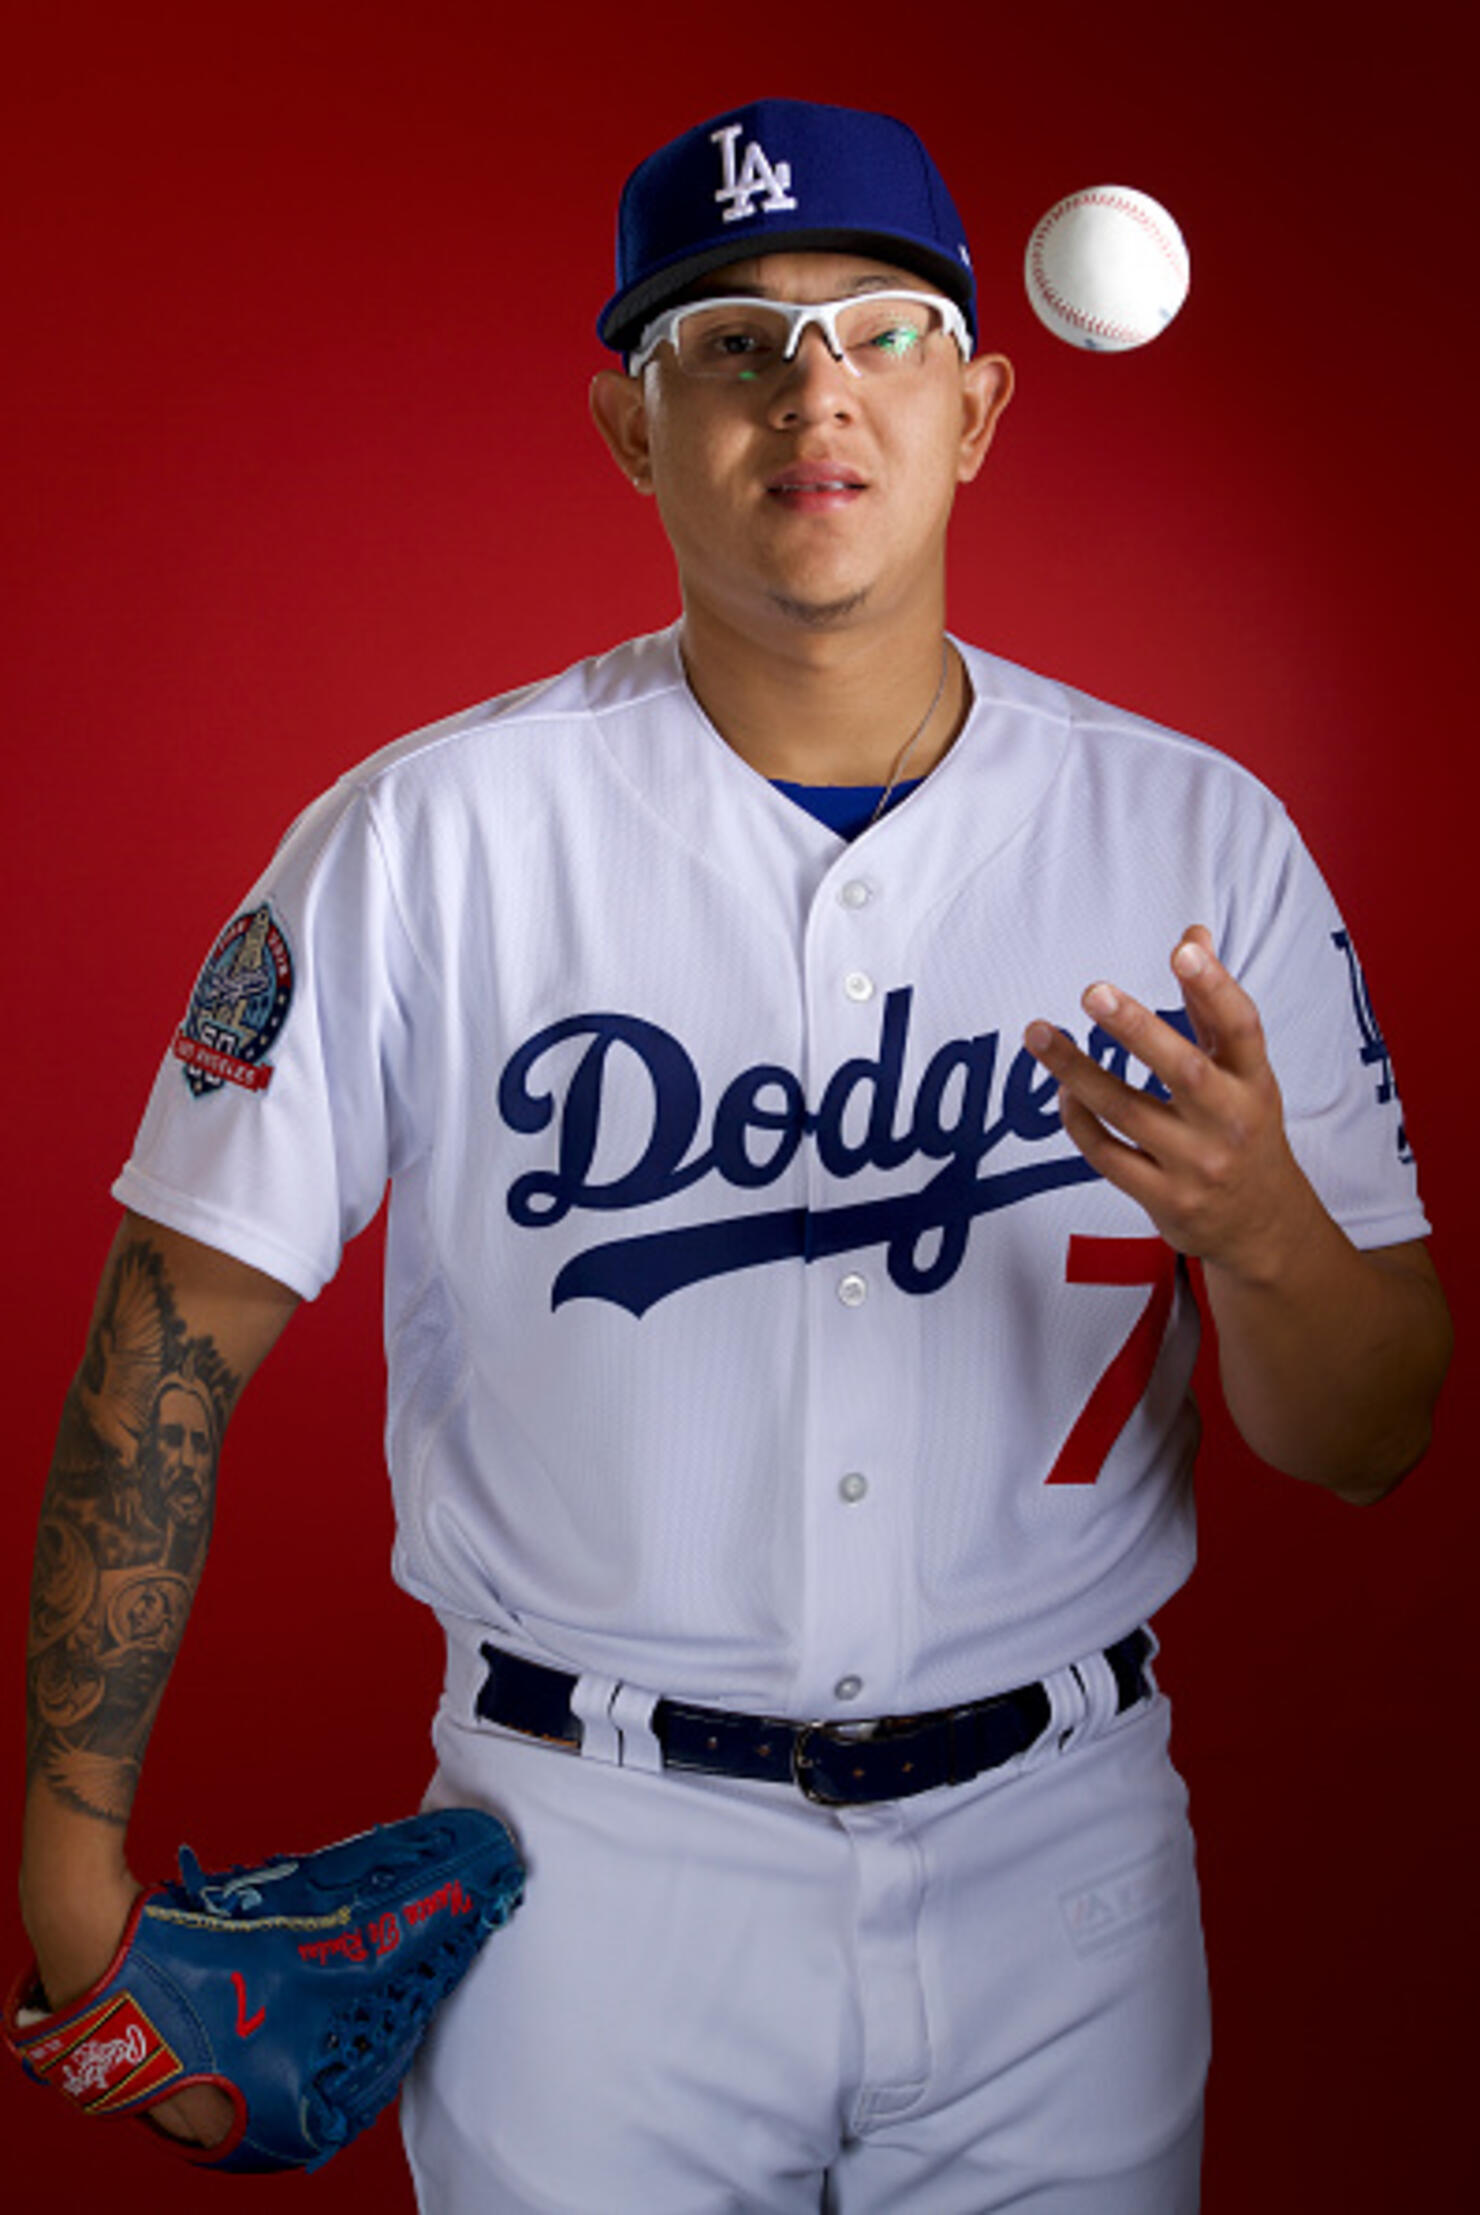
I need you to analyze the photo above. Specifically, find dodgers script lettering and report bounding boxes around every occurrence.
[498,988,1192,1315]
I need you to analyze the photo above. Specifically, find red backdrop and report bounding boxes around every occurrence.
[4,3,1473,2205]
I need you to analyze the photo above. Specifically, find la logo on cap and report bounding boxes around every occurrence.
[711,123,799,224]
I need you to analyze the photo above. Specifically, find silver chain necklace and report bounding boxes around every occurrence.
[867,640,952,827]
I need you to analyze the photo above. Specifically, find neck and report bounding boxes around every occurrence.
[678,599,968,786]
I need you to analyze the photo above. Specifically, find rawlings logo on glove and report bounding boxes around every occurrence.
[3,1808,524,2172]
[54,2006,164,2104]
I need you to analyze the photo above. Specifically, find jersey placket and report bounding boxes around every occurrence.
[793,856,915,1720]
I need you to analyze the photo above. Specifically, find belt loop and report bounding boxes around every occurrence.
[1041,1660,1090,1757]
[609,1682,663,1774]
[569,1673,624,1764]
[1074,1650,1122,1736]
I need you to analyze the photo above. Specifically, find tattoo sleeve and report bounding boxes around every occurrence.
[26,1236,240,1825]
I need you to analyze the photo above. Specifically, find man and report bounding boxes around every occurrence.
[18,98,1449,2212]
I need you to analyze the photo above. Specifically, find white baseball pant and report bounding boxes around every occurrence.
[401,1642,1210,2213]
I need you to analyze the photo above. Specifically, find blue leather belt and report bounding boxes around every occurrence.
[475,1630,1153,1806]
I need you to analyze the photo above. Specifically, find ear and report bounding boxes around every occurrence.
[590,368,655,495]
[955,353,1014,484]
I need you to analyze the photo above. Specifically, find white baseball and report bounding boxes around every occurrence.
[1025,186,1190,352]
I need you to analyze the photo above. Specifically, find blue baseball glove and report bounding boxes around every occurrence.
[4,1808,524,2172]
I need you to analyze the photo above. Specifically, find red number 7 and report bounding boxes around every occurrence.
[1046,1235,1178,1485]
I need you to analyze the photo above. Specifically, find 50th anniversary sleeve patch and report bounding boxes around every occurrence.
[173,904,294,1098]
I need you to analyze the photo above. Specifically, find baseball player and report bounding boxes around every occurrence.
[19,98,1450,2212]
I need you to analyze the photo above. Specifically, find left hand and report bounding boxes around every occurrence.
[1023,925,1324,1280]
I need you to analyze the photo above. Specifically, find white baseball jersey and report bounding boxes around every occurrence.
[114,624,1426,1718]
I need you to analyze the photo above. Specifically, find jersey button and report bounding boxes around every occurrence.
[834,1676,863,1703]
[837,1272,868,1307]
[839,879,872,910]
[838,1472,869,1503]
[843,970,875,1003]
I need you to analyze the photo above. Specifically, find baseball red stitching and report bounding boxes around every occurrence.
[1029,191,1185,344]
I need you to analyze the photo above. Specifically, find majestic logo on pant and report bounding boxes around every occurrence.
[711,123,799,223]
[499,988,1191,1317]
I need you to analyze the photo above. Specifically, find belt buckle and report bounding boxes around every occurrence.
[791,1718,879,1806]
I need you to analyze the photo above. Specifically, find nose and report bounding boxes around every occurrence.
[766,324,858,426]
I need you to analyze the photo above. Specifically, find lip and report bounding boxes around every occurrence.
[765,461,868,509]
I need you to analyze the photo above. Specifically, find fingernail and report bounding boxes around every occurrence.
[1024,1021,1053,1054]
[1174,942,1208,978]
[1084,983,1118,1017]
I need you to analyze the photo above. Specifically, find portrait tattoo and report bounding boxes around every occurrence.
[27,1238,240,1824]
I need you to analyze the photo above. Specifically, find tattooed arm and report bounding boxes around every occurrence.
[20,1213,299,2044]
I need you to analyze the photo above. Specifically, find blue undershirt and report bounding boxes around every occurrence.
[771,778,924,841]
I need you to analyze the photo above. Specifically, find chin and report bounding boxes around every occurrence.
[767,588,872,629]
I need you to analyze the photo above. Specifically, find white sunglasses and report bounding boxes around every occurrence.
[628,289,973,381]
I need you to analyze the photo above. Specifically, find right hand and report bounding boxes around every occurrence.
[22,1856,236,2150]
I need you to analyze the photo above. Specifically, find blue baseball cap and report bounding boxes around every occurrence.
[598,98,977,356]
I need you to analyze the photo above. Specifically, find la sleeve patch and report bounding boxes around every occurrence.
[1330,928,1412,1164]
[173,904,295,1098]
